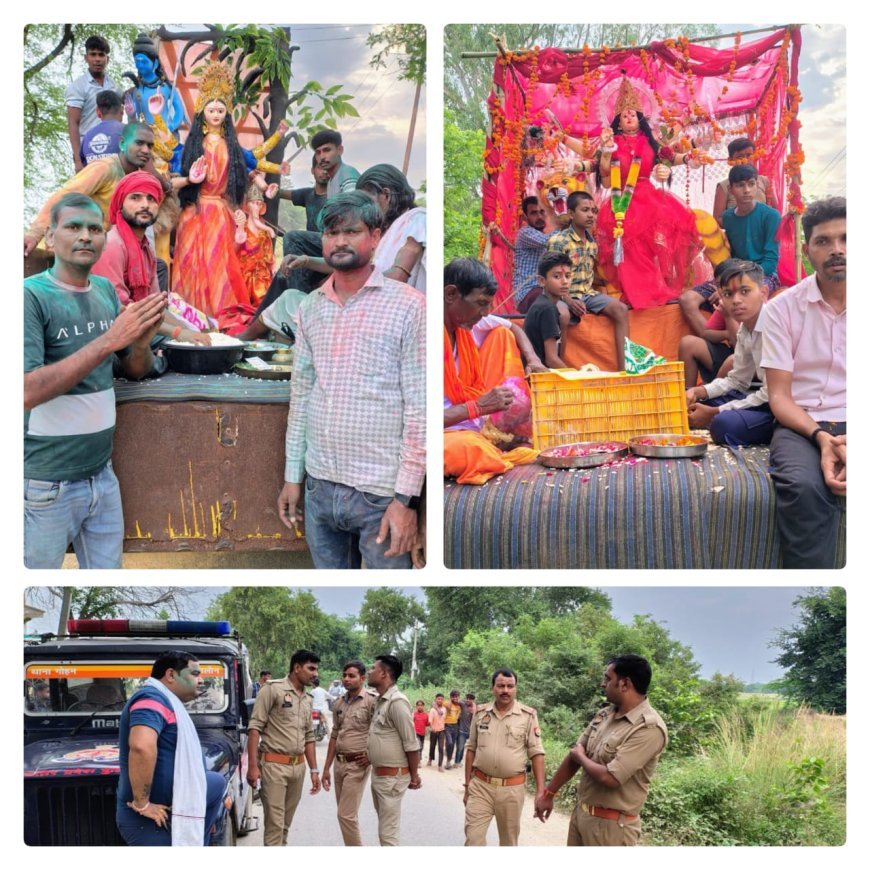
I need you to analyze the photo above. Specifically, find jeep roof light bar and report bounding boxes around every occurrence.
[67,619,233,637]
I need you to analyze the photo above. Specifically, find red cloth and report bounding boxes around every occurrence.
[107,171,164,302]
[483,28,804,311]
[596,135,702,309]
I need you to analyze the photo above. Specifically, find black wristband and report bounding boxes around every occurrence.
[810,427,825,447]
[394,492,421,510]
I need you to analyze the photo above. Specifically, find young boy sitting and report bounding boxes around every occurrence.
[522,251,574,368]
[679,163,781,386]
[684,259,775,446]
[678,259,738,388]
[547,190,629,370]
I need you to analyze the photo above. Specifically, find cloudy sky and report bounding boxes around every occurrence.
[729,23,845,198]
[25,585,821,685]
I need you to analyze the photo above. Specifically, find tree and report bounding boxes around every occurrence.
[206,587,326,677]
[23,23,146,216]
[771,588,846,714]
[367,24,426,85]
[444,110,486,262]
[359,588,425,658]
[154,24,357,230]
[26,585,196,635]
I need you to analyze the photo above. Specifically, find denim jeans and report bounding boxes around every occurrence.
[24,462,123,569]
[303,476,412,569]
[444,723,459,764]
[116,771,226,845]
[454,730,470,764]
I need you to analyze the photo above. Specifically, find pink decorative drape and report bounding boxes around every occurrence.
[482,27,804,309]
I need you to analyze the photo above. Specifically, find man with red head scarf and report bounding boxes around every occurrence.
[92,170,210,345]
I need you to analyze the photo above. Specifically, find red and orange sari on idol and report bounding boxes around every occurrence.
[172,133,252,319]
[444,324,539,486]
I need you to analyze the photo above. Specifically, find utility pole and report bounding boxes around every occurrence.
[402,79,422,176]
[410,619,420,681]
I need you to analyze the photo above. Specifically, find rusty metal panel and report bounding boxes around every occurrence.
[112,401,306,553]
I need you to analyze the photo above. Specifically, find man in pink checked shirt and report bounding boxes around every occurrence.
[762,197,846,568]
[278,191,426,569]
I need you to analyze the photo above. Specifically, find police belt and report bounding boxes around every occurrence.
[261,751,305,765]
[472,768,526,787]
[336,752,368,763]
[373,766,410,776]
[580,802,638,822]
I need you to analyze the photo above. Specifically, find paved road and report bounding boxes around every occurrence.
[238,727,570,847]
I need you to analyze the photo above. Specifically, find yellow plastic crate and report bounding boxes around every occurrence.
[529,362,689,451]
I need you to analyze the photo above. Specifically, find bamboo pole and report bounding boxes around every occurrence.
[460,24,798,58]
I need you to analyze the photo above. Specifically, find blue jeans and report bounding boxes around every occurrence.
[303,476,411,569]
[454,730,470,764]
[444,723,459,763]
[24,462,123,569]
[116,771,226,845]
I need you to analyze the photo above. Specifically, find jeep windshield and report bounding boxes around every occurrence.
[25,660,229,716]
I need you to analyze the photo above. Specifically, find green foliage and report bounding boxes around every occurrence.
[367,24,426,85]
[771,588,846,714]
[23,23,147,219]
[185,25,358,139]
[443,110,486,261]
[69,587,121,619]
[643,704,845,845]
[206,587,326,677]
[358,588,424,658]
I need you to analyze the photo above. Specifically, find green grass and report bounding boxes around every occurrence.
[642,705,845,845]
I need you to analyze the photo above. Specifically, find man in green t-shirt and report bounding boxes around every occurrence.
[24,192,165,568]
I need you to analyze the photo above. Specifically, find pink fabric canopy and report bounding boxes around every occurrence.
[481,27,804,310]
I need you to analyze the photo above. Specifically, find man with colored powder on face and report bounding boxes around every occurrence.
[278,191,425,569]
[24,193,165,569]
[116,650,227,845]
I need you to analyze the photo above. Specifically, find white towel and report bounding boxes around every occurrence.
[144,677,207,846]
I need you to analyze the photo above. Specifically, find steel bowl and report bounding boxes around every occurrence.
[163,341,245,375]
[628,433,709,459]
[539,441,629,469]
[234,361,293,381]
[242,341,287,362]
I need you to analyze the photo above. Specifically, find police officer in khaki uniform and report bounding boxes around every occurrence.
[322,659,377,846]
[366,654,422,846]
[247,649,322,846]
[534,654,668,846]
[463,667,545,846]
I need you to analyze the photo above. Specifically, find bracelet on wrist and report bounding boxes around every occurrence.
[544,788,558,798]
[466,400,480,420]
[810,427,827,447]
[310,768,320,774]
[132,801,151,813]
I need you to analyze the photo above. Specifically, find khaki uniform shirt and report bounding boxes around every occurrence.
[575,698,668,815]
[466,701,545,779]
[367,684,419,767]
[248,677,315,756]
[331,688,378,754]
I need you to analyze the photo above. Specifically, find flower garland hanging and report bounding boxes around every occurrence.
[610,156,642,264]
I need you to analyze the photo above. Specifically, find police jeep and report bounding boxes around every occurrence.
[24,619,259,846]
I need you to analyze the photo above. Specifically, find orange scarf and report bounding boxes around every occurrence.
[444,325,486,404]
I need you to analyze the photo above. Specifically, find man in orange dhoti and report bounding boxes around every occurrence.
[444,258,548,485]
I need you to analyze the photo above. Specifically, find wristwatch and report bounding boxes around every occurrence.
[394,492,421,510]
